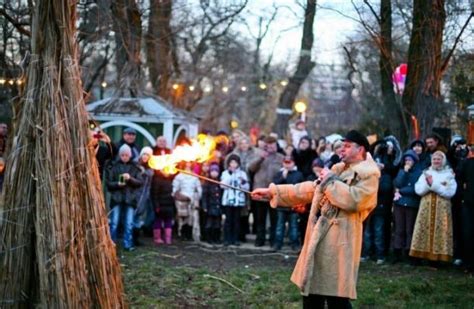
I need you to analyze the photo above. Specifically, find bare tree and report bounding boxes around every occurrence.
[401,0,472,135]
[146,0,179,98]
[111,0,143,97]
[172,0,248,111]
[273,0,316,137]
[78,1,115,95]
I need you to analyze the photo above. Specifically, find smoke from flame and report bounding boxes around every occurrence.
[148,133,222,174]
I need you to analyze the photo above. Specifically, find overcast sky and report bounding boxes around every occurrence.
[244,0,361,65]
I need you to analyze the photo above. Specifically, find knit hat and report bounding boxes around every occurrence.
[140,146,153,157]
[209,163,220,173]
[410,139,426,152]
[227,154,241,166]
[123,127,137,135]
[119,144,132,156]
[402,149,419,163]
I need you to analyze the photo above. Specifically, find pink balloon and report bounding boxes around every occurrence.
[400,63,407,75]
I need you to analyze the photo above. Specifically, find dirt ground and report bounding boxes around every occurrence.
[123,236,298,271]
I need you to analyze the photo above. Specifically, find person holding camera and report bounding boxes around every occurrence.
[105,144,144,251]
[90,129,113,179]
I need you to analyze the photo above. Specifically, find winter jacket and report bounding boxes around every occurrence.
[273,167,305,211]
[95,144,114,179]
[172,173,202,206]
[415,167,457,199]
[248,152,284,188]
[457,157,474,207]
[292,148,318,179]
[393,164,423,208]
[151,172,175,219]
[290,128,308,149]
[202,181,222,216]
[106,160,144,207]
[373,152,397,215]
[268,153,380,298]
[221,168,249,207]
[135,164,154,216]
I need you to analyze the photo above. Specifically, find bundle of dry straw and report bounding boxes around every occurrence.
[0,1,126,307]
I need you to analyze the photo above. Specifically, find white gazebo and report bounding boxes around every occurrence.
[87,96,199,147]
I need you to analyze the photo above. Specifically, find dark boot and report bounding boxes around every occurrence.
[133,228,143,246]
[391,249,402,264]
[214,228,222,244]
[206,228,213,244]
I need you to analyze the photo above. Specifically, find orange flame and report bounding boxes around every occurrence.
[148,133,217,174]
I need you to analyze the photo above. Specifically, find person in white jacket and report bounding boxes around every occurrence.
[410,150,457,263]
[172,162,202,241]
[221,154,250,246]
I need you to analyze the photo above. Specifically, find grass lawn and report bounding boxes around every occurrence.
[121,240,474,308]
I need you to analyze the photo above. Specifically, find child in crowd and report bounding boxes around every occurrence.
[290,120,308,149]
[172,161,202,241]
[273,155,305,251]
[202,163,223,244]
[106,144,144,251]
[221,154,249,246]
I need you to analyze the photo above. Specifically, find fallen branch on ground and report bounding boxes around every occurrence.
[203,274,244,293]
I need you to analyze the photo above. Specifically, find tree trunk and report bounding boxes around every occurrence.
[402,0,446,136]
[273,0,316,137]
[111,0,142,97]
[146,0,174,98]
[0,1,126,306]
[379,0,409,142]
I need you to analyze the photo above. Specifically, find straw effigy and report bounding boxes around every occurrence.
[0,1,126,307]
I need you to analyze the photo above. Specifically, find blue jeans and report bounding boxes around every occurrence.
[275,210,299,249]
[363,213,385,259]
[109,205,135,249]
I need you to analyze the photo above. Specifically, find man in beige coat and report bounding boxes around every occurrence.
[252,130,380,308]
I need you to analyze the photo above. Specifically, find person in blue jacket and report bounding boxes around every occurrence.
[392,149,423,263]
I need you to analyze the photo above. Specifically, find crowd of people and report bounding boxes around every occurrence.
[88,121,473,273]
[0,117,472,272]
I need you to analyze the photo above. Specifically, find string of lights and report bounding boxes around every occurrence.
[0,77,290,94]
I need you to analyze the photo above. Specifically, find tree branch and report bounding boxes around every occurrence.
[440,12,473,74]
[0,8,31,37]
[363,0,381,24]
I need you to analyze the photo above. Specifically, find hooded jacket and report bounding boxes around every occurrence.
[393,150,423,208]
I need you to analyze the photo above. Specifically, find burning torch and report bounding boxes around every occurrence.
[147,134,251,195]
